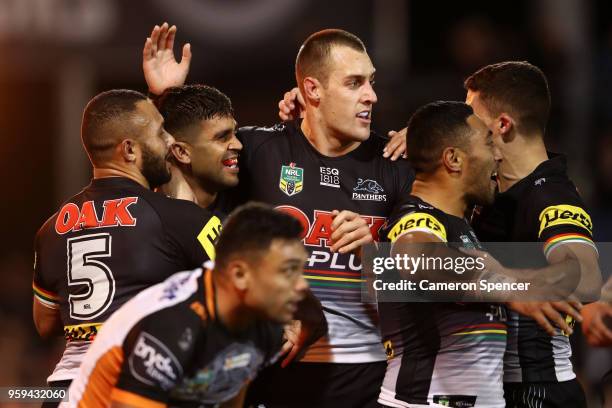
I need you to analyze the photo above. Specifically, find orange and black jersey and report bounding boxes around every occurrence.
[472,153,596,383]
[377,196,506,408]
[67,267,284,408]
[33,177,221,381]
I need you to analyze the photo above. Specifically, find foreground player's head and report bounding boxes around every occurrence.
[406,101,501,206]
[81,89,173,189]
[296,29,377,142]
[464,61,551,144]
[214,203,308,324]
[156,85,241,190]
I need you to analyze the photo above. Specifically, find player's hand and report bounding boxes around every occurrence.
[329,210,373,254]
[383,128,407,161]
[280,320,306,368]
[278,87,305,121]
[581,301,612,347]
[143,22,192,96]
[507,301,582,336]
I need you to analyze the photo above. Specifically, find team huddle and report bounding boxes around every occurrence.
[31,23,610,408]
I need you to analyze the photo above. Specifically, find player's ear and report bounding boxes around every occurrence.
[497,113,515,142]
[302,77,321,104]
[171,141,192,165]
[226,259,250,292]
[442,146,463,173]
[120,139,138,163]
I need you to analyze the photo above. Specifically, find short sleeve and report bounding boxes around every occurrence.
[381,206,447,243]
[528,182,595,257]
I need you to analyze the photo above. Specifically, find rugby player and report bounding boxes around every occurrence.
[464,61,601,407]
[153,84,241,212]
[330,60,601,406]
[142,24,414,407]
[65,203,322,408]
[33,90,221,405]
[377,101,508,407]
[142,27,242,210]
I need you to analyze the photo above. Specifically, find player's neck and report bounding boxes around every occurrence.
[183,172,218,209]
[157,165,198,202]
[301,114,360,157]
[93,166,150,189]
[498,134,548,192]
[411,177,467,218]
[213,278,253,332]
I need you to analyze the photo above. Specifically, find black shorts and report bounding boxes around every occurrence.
[504,379,586,408]
[246,361,386,408]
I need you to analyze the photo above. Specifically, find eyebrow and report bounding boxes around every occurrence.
[213,126,236,140]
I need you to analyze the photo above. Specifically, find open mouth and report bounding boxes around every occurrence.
[356,110,371,121]
[222,157,239,170]
[490,170,498,182]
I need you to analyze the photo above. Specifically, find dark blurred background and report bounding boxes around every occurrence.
[1,0,610,406]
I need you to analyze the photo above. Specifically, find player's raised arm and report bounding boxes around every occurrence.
[143,22,192,95]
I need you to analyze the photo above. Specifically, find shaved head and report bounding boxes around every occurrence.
[81,89,149,166]
[295,29,366,91]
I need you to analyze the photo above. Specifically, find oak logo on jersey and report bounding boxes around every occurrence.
[276,205,387,246]
[279,163,304,196]
[55,197,138,234]
[352,178,386,202]
[129,332,183,391]
[387,212,447,243]
[197,216,222,260]
[538,204,592,237]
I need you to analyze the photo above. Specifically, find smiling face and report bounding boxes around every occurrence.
[318,45,378,142]
[184,115,242,190]
[462,113,501,206]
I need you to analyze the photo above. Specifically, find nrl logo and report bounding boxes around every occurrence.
[279,163,304,196]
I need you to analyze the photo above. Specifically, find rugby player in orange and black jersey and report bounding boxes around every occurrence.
[66,266,285,408]
[472,153,597,406]
[377,196,507,408]
[66,204,315,408]
[33,177,222,386]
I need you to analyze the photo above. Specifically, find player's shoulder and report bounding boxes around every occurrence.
[142,191,216,223]
[384,197,448,243]
[119,271,206,391]
[237,122,296,149]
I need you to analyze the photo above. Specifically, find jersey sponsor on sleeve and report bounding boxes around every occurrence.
[197,216,222,260]
[538,204,593,237]
[128,332,183,391]
[387,212,447,243]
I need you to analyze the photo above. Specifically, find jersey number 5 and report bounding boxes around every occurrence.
[67,233,116,320]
